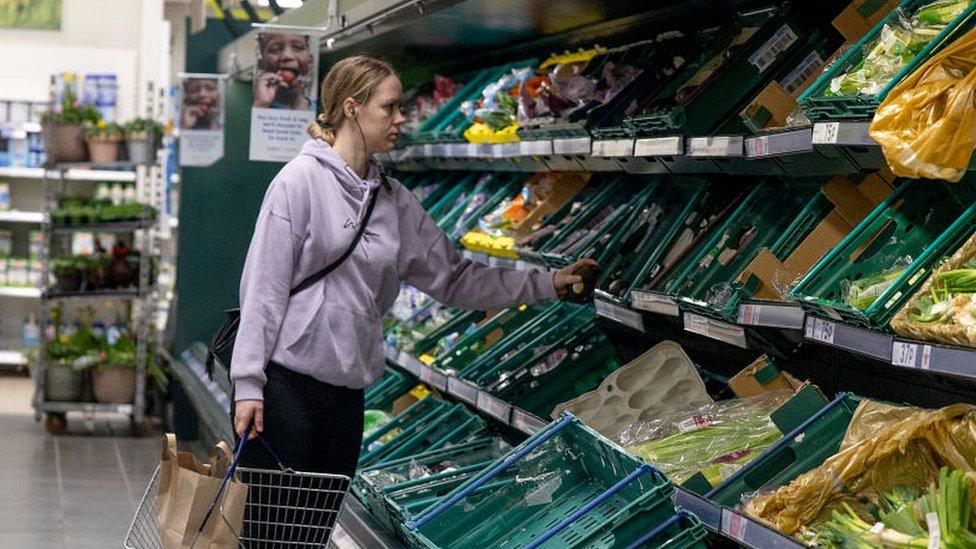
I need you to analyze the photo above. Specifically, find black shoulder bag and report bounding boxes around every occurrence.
[205,184,381,380]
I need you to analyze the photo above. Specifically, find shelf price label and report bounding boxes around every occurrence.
[447,377,479,404]
[384,343,399,362]
[419,365,448,391]
[812,122,840,145]
[684,313,710,337]
[805,317,836,345]
[892,341,919,368]
[594,299,645,332]
[477,391,511,423]
[511,408,547,434]
[398,351,422,376]
[746,136,770,157]
[722,509,749,541]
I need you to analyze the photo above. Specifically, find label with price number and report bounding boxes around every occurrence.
[722,509,748,541]
[805,317,836,345]
[892,341,919,368]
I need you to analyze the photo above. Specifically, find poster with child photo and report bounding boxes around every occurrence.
[178,74,226,167]
[249,32,320,162]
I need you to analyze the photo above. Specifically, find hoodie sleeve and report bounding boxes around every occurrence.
[396,184,557,310]
[230,181,303,402]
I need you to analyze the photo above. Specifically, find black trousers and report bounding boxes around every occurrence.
[230,361,365,547]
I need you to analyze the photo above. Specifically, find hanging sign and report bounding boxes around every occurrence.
[249,32,319,162]
[178,73,227,167]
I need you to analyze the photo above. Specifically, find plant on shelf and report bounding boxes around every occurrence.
[91,334,137,404]
[51,196,157,227]
[123,118,164,165]
[84,120,125,165]
[51,257,85,293]
[40,90,102,164]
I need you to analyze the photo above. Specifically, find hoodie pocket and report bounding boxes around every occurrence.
[282,287,326,354]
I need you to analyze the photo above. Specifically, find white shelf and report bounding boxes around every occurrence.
[0,166,136,182]
[0,286,42,298]
[0,350,27,366]
[0,210,44,223]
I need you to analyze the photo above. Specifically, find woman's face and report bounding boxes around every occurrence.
[262,34,312,77]
[351,75,406,154]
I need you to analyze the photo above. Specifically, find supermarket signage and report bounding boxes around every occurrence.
[178,73,227,167]
[249,32,320,162]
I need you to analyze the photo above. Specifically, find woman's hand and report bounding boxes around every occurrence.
[235,399,264,439]
[553,258,600,301]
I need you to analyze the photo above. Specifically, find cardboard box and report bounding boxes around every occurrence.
[729,355,805,398]
[736,172,893,301]
[741,48,830,131]
[832,0,901,43]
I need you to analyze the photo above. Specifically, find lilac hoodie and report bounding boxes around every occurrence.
[231,140,557,401]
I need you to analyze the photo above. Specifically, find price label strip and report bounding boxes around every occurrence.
[476,391,512,423]
[398,351,422,376]
[511,408,547,434]
[630,290,680,317]
[419,365,448,391]
[594,299,645,331]
[447,377,479,404]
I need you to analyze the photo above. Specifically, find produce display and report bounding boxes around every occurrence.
[844,260,911,310]
[51,197,157,226]
[401,75,463,134]
[620,391,790,487]
[826,1,971,97]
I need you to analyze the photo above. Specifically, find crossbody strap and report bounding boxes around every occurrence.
[289,181,381,297]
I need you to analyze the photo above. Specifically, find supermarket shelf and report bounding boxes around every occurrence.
[50,220,154,234]
[671,489,804,548]
[0,286,42,298]
[37,401,134,415]
[0,166,136,182]
[382,341,548,436]
[737,300,806,330]
[0,210,44,223]
[890,339,976,378]
[42,287,147,301]
[683,312,748,349]
[0,350,27,366]
[337,495,406,549]
[803,315,892,362]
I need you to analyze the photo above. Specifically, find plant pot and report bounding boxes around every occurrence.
[55,270,82,293]
[45,363,83,402]
[92,366,136,404]
[87,140,120,164]
[126,138,154,165]
[111,256,136,288]
[88,263,112,289]
[42,122,88,163]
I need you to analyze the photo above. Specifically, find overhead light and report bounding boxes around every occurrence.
[255,0,303,7]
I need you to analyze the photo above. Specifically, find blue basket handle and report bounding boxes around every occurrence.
[524,463,660,549]
[624,510,692,549]
[405,413,576,531]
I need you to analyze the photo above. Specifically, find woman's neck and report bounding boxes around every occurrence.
[331,131,370,179]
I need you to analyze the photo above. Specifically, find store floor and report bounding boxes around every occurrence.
[0,375,157,548]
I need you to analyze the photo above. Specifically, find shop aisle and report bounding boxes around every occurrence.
[0,375,158,548]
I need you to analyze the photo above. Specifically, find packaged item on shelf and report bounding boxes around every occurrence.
[0,182,10,211]
[0,229,11,257]
[620,391,791,488]
[363,410,393,437]
[461,64,537,143]
[28,230,42,259]
[551,341,713,437]
[474,172,589,240]
[892,229,976,348]
[401,75,463,134]
[869,24,976,181]
[744,401,976,537]
[842,256,912,310]
[513,46,609,133]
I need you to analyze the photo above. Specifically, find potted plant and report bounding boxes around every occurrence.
[40,91,102,164]
[88,255,112,289]
[110,241,136,288]
[124,118,163,165]
[85,121,124,164]
[92,336,136,404]
[45,341,84,402]
[52,257,83,293]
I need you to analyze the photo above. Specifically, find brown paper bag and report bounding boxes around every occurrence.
[155,434,248,549]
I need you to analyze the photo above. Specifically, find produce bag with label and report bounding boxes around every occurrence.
[619,391,790,487]
[744,401,976,536]
[869,23,976,181]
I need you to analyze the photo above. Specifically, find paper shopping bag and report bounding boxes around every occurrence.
[155,434,248,549]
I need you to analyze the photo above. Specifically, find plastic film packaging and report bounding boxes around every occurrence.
[870,21,976,181]
[744,401,976,536]
[620,391,791,486]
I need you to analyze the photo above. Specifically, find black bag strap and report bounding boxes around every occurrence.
[289,178,381,296]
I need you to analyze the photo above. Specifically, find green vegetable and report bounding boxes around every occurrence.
[845,268,906,310]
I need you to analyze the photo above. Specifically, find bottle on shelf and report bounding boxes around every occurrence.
[22,313,40,350]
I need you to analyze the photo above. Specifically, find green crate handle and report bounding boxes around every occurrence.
[625,510,696,549]
[405,413,575,530]
[524,463,663,549]
[705,392,850,497]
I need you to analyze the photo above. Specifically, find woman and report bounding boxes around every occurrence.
[253,32,314,110]
[231,56,595,479]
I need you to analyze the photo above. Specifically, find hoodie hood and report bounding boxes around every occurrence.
[299,139,383,199]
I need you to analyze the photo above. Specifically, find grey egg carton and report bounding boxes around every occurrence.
[551,340,713,440]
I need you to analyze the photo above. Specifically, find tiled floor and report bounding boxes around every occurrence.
[0,375,159,548]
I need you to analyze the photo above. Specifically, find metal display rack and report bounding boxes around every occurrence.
[32,81,164,435]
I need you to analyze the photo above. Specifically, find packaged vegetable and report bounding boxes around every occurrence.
[842,256,913,310]
[620,391,791,487]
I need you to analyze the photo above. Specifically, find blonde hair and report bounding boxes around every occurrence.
[308,55,397,144]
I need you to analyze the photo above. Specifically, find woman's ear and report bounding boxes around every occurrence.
[342,97,358,118]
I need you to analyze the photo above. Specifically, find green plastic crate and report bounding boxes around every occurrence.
[624,10,808,136]
[667,180,825,321]
[365,368,414,412]
[360,402,489,468]
[356,438,509,530]
[404,414,675,549]
[790,178,976,329]
[360,397,449,454]
[798,0,976,120]
[434,303,554,375]
[626,183,749,299]
[447,173,522,242]
[409,309,485,357]
[707,393,861,507]
[624,511,708,549]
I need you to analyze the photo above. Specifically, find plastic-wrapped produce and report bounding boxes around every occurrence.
[401,75,462,133]
[620,391,791,486]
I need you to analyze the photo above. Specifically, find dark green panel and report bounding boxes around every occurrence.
[174,80,285,352]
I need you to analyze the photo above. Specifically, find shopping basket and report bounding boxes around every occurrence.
[124,432,350,548]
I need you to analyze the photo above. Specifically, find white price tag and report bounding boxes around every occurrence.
[553,137,591,155]
[419,366,447,390]
[687,136,743,157]
[399,351,422,376]
[806,317,836,345]
[749,24,799,72]
[738,304,759,325]
[491,144,507,158]
[812,122,840,145]
[633,136,683,157]
[630,291,680,316]
[921,345,932,370]
[592,139,634,158]
[447,377,479,404]
[511,408,547,434]
[685,313,710,337]
[384,343,399,362]
[746,136,770,158]
[722,509,748,541]
[477,391,511,422]
[520,140,553,156]
[892,341,919,368]
[595,299,645,331]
